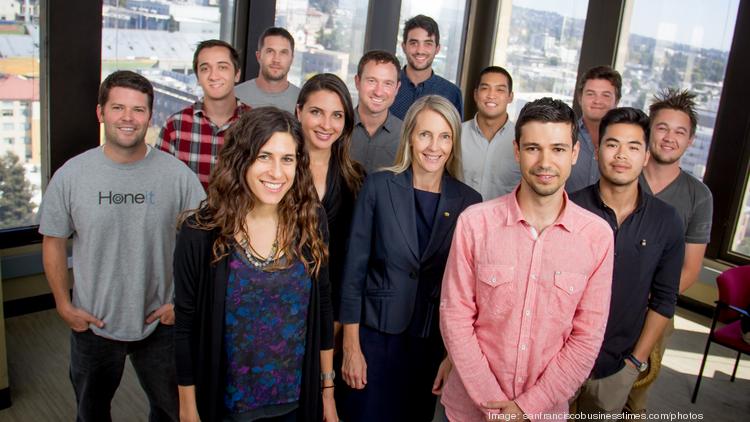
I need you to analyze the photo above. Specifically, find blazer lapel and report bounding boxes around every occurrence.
[388,170,420,261]
[421,174,463,264]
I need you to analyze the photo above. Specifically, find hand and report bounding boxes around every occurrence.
[483,400,524,421]
[341,347,367,389]
[146,303,175,325]
[432,356,453,395]
[57,303,104,332]
[322,387,338,422]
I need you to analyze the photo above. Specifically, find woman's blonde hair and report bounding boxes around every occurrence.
[383,95,463,179]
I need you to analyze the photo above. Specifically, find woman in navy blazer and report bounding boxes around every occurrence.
[338,96,482,422]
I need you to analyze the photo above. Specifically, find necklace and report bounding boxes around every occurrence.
[238,236,278,268]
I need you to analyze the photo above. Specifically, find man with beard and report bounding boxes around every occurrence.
[390,15,463,120]
[626,89,713,413]
[570,107,684,416]
[235,27,300,113]
[440,98,614,421]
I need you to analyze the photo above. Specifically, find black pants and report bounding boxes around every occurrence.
[339,325,444,422]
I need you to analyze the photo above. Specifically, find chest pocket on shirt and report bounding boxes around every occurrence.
[476,264,515,316]
[546,271,588,322]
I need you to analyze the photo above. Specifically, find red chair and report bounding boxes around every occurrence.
[691,265,750,403]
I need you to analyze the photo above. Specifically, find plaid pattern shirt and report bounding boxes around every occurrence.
[156,100,251,189]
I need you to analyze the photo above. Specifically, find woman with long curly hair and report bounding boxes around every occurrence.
[173,107,337,422]
[296,73,365,331]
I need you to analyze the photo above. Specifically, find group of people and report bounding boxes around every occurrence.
[38,12,714,422]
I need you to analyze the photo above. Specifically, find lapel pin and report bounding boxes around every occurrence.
[444,212,450,217]
[641,239,647,246]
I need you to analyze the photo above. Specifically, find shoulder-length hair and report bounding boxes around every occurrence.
[383,95,463,179]
[184,107,327,277]
[296,73,364,194]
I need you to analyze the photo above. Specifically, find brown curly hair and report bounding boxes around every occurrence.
[184,107,328,277]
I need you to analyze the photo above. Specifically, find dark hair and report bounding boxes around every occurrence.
[296,73,364,195]
[599,107,651,148]
[192,39,240,74]
[187,107,327,276]
[258,27,295,52]
[515,97,578,146]
[476,65,513,93]
[98,70,154,114]
[649,88,698,137]
[577,65,622,101]
[357,50,401,77]
[402,14,440,46]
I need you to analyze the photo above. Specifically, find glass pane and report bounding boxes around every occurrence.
[396,0,467,84]
[274,0,369,102]
[492,0,589,121]
[0,0,41,229]
[101,0,235,145]
[616,0,739,180]
[731,173,750,258]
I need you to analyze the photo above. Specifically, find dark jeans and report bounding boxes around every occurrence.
[69,324,178,422]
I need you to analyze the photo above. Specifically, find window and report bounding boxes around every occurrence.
[101,0,236,145]
[0,0,40,230]
[616,0,739,180]
[274,0,368,101]
[396,0,468,84]
[492,0,589,120]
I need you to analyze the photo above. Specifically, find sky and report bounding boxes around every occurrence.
[513,0,739,51]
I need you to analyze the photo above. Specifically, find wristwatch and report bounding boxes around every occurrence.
[320,371,336,382]
[626,354,649,373]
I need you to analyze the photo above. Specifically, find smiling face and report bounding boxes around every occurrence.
[402,27,440,72]
[97,86,150,151]
[297,89,346,152]
[256,35,293,82]
[598,123,649,187]
[474,71,513,120]
[515,121,579,198]
[246,131,297,207]
[355,60,400,115]
[649,108,694,165]
[196,46,240,101]
[579,78,618,123]
[410,108,453,177]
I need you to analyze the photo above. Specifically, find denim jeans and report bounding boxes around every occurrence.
[69,324,178,422]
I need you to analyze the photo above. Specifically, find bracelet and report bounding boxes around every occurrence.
[320,370,336,382]
[322,385,335,389]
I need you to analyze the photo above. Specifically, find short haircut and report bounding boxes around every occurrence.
[357,50,401,77]
[476,65,513,93]
[515,97,578,146]
[649,88,698,137]
[192,39,240,74]
[577,65,622,102]
[599,107,651,148]
[98,70,154,114]
[257,27,295,52]
[402,15,440,46]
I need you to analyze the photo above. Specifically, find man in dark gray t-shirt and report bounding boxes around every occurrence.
[628,89,713,413]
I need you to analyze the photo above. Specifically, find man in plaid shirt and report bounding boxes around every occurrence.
[157,39,251,189]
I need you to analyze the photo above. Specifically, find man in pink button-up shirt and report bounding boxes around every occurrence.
[440,97,614,421]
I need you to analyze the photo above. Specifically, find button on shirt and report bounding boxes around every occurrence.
[390,67,463,120]
[570,184,684,379]
[440,191,614,420]
[566,118,600,193]
[461,115,519,200]
[157,100,251,189]
[350,108,403,173]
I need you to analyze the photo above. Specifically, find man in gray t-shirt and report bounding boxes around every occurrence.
[628,89,713,413]
[235,27,300,113]
[39,71,204,422]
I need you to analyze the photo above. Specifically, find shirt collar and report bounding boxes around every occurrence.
[505,186,576,233]
[592,182,648,214]
[401,66,435,87]
[193,99,246,118]
[354,106,398,133]
[470,114,511,139]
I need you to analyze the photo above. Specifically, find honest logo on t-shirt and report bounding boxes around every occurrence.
[98,190,155,205]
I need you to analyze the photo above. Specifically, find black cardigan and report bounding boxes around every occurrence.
[173,214,334,422]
